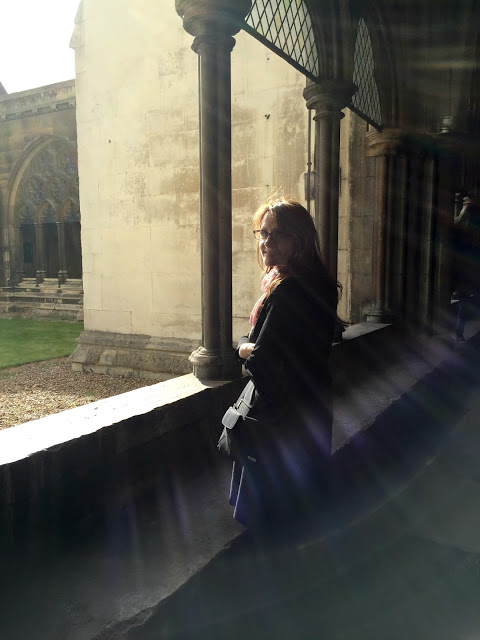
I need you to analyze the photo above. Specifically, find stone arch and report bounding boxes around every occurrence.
[59,198,82,279]
[245,0,355,84]
[17,203,35,225]
[38,200,58,224]
[244,0,396,128]
[59,198,80,223]
[5,134,77,229]
[350,9,396,128]
[348,3,398,128]
[3,135,80,284]
[310,0,356,82]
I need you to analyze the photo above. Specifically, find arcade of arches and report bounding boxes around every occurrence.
[14,140,81,283]
[0,81,83,318]
[66,0,480,380]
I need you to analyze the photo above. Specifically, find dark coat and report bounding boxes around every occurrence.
[229,271,337,527]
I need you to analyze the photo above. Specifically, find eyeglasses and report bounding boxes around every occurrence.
[253,229,292,242]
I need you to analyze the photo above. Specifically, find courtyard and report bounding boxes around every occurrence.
[0,357,157,430]
[0,315,162,430]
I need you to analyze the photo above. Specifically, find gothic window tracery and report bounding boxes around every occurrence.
[50,176,69,205]
[18,204,34,225]
[64,200,80,223]
[14,139,79,226]
[32,149,56,179]
[12,138,81,284]
[57,149,77,176]
[26,176,45,206]
[41,202,57,224]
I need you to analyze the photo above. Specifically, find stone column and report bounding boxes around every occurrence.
[34,223,46,285]
[2,227,11,287]
[365,129,406,323]
[57,221,68,285]
[417,150,436,328]
[432,133,459,333]
[13,226,24,284]
[176,0,250,380]
[303,80,356,280]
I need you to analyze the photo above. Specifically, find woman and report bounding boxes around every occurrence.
[228,198,341,529]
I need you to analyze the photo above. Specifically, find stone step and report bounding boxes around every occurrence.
[0,293,83,306]
[0,277,83,319]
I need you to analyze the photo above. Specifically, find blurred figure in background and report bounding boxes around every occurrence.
[452,194,480,343]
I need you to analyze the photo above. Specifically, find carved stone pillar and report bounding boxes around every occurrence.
[432,133,459,332]
[365,129,406,323]
[34,223,46,285]
[176,0,250,380]
[2,227,11,287]
[303,80,357,280]
[57,221,68,285]
[13,226,24,284]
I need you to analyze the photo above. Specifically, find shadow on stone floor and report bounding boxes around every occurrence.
[105,337,480,640]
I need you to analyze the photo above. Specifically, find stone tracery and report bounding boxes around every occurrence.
[11,137,81,284]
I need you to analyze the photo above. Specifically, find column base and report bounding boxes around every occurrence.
[58,270,68,286]
[36,270,46,285]
[366,305,392,323]
[189,346,241,381]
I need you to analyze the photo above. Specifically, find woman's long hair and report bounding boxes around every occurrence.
[253,198,343,307]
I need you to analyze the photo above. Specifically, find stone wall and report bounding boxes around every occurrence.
[338,110,375,323]
[72,0,309,347]
[0,80,76,196]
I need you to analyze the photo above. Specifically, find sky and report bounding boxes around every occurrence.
[0,0,80,94]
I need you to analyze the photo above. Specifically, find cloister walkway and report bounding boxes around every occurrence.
[1,321,480,639]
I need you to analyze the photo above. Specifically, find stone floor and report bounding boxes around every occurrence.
[118,360,480,640]
[1,323,480,640]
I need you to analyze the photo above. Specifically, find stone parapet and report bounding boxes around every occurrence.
[0,371,247,553]
[2,319,480,640]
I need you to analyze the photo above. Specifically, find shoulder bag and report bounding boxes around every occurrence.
[217,379,258,459]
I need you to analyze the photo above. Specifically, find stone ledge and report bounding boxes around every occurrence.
[2,320,472,548]
[2,319,479,640]
[2,321,479,639]
[0,323,399,550]
[0,374,238,467]
[0,373,247,548]
[0,322,397,471]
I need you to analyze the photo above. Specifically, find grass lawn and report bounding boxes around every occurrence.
[0,318,83,369]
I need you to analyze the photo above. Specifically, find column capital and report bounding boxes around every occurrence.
[303,80,357,116]
[191,34,236,55]
[366,128,406,157]
[176,0,251,38]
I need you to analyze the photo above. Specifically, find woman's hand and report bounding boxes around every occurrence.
[238,342,255,360]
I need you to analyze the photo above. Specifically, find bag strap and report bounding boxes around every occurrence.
[234,379,256,416]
